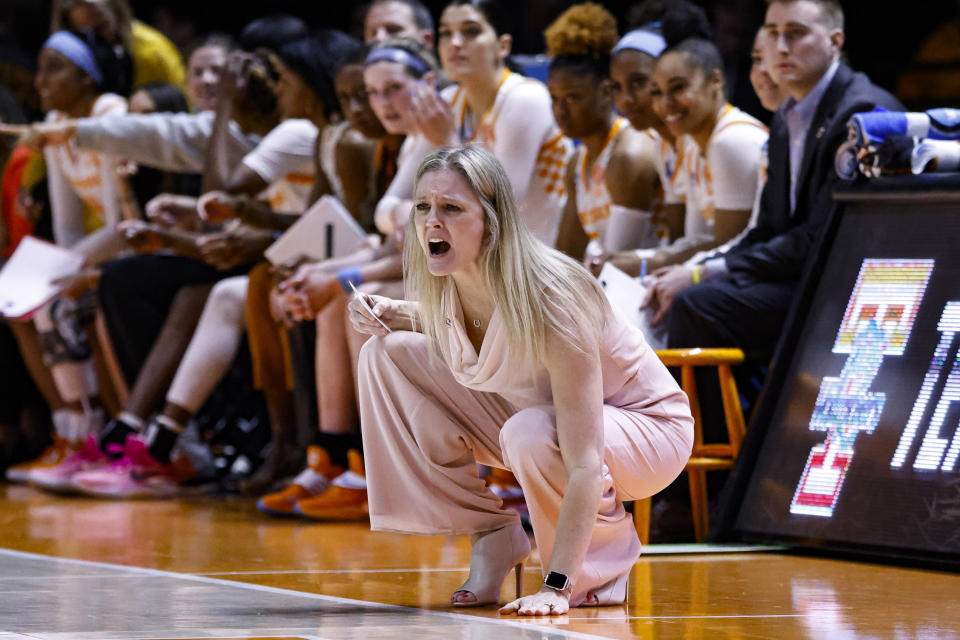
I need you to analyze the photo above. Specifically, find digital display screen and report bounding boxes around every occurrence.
[734,198,960,557]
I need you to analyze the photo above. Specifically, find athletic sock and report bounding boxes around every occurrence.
[98,412,145,455]
[144,415,183,463]
[51,408,82,442]
[314,432,363,469]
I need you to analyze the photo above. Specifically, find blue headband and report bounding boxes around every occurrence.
[365,47,430,77]
[611,29,667,58]
[43,31,103,87]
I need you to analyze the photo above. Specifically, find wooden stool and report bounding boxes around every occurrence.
[87,309,129,416]
[633,348,747,543]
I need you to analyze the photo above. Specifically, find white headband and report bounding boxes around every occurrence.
[612,29,667,58]
[43,31,103,86]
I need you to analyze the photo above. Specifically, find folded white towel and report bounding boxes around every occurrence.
[911,140,960,174]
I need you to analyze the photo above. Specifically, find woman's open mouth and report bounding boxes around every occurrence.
[428,239,451,256]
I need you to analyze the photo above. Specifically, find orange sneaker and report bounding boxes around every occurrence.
[295,449,368,521]
[5,435,78,484]
[257,446,343,516]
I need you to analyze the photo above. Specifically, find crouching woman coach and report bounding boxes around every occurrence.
[348,145,693,615]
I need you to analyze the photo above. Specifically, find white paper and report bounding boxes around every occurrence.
[604,205,659,252]
[0,237,84,320]
[264,195,369,267]
[598,262,667,350]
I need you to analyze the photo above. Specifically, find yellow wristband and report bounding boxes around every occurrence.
[691,265,702,285]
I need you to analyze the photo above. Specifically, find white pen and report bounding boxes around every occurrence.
[349,281,392,333]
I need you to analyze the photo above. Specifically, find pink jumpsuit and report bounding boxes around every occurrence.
[358,285,693,604]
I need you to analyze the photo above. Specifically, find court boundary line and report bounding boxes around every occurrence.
[0,548,613,640]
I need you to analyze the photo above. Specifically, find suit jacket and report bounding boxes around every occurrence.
[724,63,904,284]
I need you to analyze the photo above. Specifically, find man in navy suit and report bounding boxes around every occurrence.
[646,0,904,370]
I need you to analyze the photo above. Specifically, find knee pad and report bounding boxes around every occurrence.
[36,297,95,366]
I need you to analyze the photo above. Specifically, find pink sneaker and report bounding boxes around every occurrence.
[71,437,180,499]
[28,434,110,493]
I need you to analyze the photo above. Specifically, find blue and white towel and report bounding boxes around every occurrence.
[911,140,960,174]
[848,107,960,146]
[834,140,860,180]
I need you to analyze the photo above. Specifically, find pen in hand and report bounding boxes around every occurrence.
[349,281,392,333]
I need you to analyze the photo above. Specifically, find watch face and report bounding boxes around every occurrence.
[544,571,569,590]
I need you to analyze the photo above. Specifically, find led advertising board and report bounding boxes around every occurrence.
[729,181,960,562]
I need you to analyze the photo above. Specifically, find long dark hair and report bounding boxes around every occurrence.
[239,14,308,53]
[444,0,515,37]
[627,0,712,47]
[664,38,725,80]
[277,30,363,120]
[69,28,133,96]
[442,0,523,74]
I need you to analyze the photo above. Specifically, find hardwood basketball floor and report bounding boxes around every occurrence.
[0,484,957,639]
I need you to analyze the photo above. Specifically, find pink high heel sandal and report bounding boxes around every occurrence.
[451,523,531,607]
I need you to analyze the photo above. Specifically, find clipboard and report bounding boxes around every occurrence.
[264,195,369,267]
[597,262,667,350]
[0,237,84,320]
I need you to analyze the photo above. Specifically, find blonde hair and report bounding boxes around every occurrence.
[404,145,609,363]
